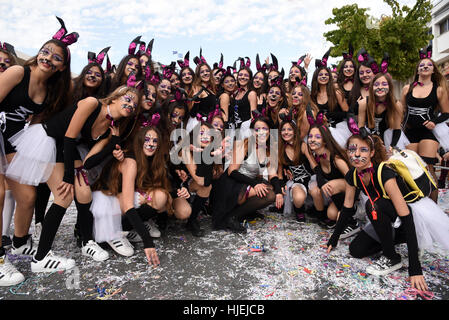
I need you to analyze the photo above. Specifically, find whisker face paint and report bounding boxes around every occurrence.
[347,143,370,166]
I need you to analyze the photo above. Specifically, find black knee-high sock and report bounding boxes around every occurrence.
[137,204,158,221]
[231,194,274,222]
[121,205,159,231]
[75,199,94,245]
[34,183,51,224]
[34,204,67,261]
[189,196,208,222]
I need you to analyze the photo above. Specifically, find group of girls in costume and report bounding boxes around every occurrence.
[0,18,448,293]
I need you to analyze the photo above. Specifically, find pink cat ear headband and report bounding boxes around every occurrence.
[52,16,79,60]
[87,46,111,67]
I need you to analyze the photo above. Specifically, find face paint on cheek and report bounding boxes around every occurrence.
[39,58,56,71]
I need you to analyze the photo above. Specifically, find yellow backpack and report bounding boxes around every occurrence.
[353,149,436,203]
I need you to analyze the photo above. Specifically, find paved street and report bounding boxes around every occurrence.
[1,191,449,301]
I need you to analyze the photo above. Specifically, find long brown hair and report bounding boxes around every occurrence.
[407,58,446,108]
[366,73,401,129]
[193,63,216,94]
[288,84,319,125]
[96,126,170,195]
[25,39,72,122]
[311,66,340,112]
[307,124,350,165]
[279,120,302,166]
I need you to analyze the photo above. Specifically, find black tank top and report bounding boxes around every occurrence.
[316,154,344,187]
[283,146,313,185]
[197,89,216,117]
[1,66,46,138]
[233,90,252,124]
[43,100,110,147]
[365,97,388,138]
[405,82,439,128]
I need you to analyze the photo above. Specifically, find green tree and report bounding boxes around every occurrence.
[324,0,433,81]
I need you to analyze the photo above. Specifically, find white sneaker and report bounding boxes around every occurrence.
[10,236,38,257]
[340,224,361,239]
[366,256,402,276]
[107,237,134,257]
[126,220,161,243]
[126,230,142,243]
[0,255,25,286]
[146,220,161,238]
[81,240,109,262]
[32,222,42,243]
[31,251,76,273]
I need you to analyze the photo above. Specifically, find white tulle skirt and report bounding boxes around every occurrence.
[329,121,352,149]
[383,128,410,151]
[91,191,143,243]
[283,180,307,215]
[432,122,449,152]
[91,191,123,243]
[409,197,449,254]
[186,117,200,133]
[237,119,252,141]
[6,124,56,186]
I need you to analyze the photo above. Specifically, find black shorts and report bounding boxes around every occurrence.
[404,126,438,144]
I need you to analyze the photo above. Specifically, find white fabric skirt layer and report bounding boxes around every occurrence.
[237,119,252,141]
[409,197,449,254]
[91,191,143,243]
[283,180,307,215]
[432,122,449,152]
[6,124,56,186]
[329,121,352,149]
[91,191,123,243]
[383,128,410,150]
[186,117,200,133]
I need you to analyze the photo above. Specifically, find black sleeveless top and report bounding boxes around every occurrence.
[405,82,439,129]
[230,90,252,127]
[193,87,216,117]
[1,66,46,147]
[43,100,110,148]
[317,100,345,128]
[316,154,345,187]
[365,97,388,138]
[283,145,313,185]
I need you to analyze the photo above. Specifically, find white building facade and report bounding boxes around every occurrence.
[431,0,449,79]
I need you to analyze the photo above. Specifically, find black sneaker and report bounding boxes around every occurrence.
[186,219,205,237]
[319,218,336,229]
[226,216,247,234]
[340,224,361,239]
[295,212,306,222]
[1,236,12,250]
[366,256,402,276]
[268,206,283,213]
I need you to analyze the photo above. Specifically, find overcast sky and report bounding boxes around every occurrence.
[0,0,417,77]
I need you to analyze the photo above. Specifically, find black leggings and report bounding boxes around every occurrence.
[358,198,401,260]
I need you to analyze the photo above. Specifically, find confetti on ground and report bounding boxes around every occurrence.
[0,190,448,300]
